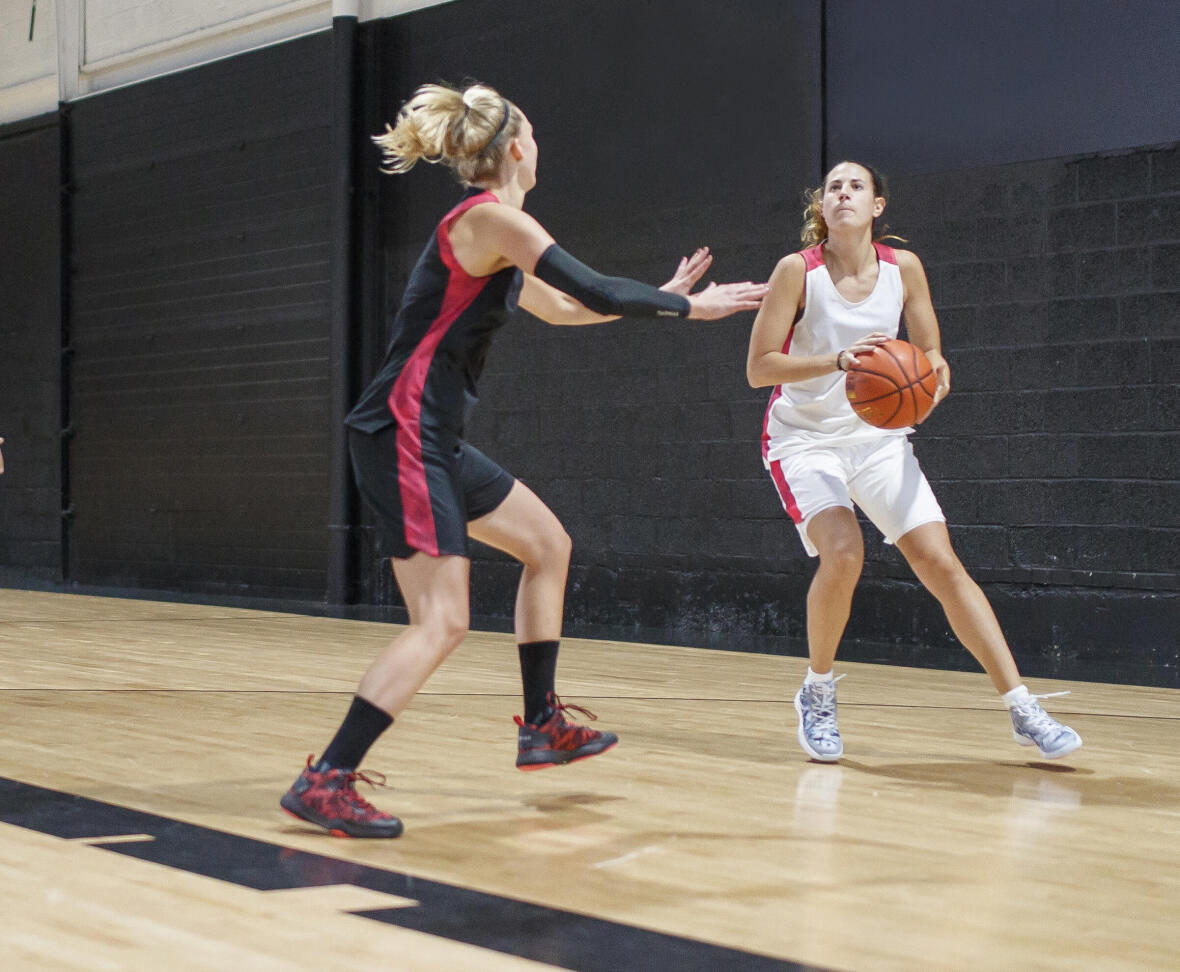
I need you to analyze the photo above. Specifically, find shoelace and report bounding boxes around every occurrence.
[548,692,598,725]
[302,755,390,817]
[332,770,391,819]
[804,675,845,738]
[1011,690,1070,736]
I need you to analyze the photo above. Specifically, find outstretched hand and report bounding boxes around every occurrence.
[686,280,771,321]
[660,247,714,295]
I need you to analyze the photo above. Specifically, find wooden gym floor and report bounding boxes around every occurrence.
[1,587,1178,971]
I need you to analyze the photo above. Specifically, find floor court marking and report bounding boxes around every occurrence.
[0,775,823,972]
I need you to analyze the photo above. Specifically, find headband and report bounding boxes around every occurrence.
[484,97,513,150]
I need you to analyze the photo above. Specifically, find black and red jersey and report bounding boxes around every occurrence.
[346,187,523,437]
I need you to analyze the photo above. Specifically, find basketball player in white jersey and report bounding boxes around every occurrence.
[747,161,1081,762]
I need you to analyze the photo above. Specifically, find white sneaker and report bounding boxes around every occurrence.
[1010,691,1083,759]
[794,677,844,762]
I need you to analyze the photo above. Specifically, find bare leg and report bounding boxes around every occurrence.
[355,553,471,715]
[804,506,865,674]
[895,521,1021,693]
[467,480,572,643]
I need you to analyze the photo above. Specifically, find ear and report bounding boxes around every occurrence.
[873,196,886,218]
[509,140,524,162]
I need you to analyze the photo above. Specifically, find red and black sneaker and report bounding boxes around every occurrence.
[280,755,403,838]
[515,693,619,771]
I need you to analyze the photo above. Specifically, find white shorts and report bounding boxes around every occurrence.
[766,435,945,557]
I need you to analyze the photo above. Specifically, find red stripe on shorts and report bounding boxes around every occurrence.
[769,459,803,523]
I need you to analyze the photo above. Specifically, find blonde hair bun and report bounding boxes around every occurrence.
[372,81,518,185]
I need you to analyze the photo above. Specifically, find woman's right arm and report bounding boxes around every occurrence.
[746,255,839,387]
[746,255,886,387]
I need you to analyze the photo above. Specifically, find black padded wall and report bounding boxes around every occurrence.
[64,33,334,599]
[0,115,62,586]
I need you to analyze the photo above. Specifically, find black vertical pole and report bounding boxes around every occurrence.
[58,102,73,583]
[327,11,360,607]
[819,0,829,174]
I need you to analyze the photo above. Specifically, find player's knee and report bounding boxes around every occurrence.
[425,608,469,650]
[819,540,863,576]
[529,523,572,570]
[549,525,573,565]
[911,549,964,587]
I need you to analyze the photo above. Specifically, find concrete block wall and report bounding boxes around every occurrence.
[887,146,1179,588]
[464,144,1179,680]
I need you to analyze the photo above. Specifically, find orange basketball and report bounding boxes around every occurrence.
[844,339,937,429]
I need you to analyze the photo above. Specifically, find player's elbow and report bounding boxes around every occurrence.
[746,358,771,388]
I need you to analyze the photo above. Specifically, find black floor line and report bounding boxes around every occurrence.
[0,775,826,972]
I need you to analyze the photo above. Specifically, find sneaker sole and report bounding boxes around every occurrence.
[279,795,403,839]
[794,691,842,763]
[517,737,618,771]
[1013,732,1083,760]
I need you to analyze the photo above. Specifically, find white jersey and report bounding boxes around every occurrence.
[762,242,908,465]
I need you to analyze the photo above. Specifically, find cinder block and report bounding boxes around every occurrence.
[1117,197,1180,245]
[1007,252,1078,300]
[999,480,1056,523]
[1047,203,1117,252]
[975,302,1048,347]
[1078,432,1175,479]
[1077,527,1180,573]
[1146,144,1180,194]
[1008,526,1078,569]
[1075,340,1148,388]
[1076,152,1151,202]
[940,260,1006,305]
[978,214,1046,259]
[1045,297,1118,342]
[1042,386,1155,434]
[913,434,1007,481]
[1147,338,1180,385]
[945,524,1010,569]
[1152,243,1180,289]
[1120,291,1180,337]
[929,306,985,349]
[1008,434,1080,478]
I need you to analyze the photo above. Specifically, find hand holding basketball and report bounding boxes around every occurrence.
[844,338,939,429]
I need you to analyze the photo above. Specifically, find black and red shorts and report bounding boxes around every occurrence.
[348,425,515,559]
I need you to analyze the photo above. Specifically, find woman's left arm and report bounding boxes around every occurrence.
[518,274,618,325]
[898,250,950,409]
[518,247,716,326]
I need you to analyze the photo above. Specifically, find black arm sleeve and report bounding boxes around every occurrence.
[532,244,691,319]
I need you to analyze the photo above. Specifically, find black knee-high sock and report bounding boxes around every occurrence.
[319,696,393,771]
[518,640,559,725]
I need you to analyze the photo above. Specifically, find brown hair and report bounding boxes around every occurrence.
[372,81,521,185]
[800,161,904,247]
